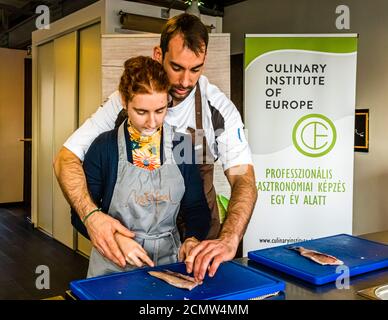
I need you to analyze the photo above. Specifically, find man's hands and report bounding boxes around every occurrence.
[180,235,239,282]
[115,233,154,268]
[184,235,239,282]
[178,164,257,281]
[85,211,135,268]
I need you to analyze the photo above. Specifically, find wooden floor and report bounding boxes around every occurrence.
[0,206,88,300]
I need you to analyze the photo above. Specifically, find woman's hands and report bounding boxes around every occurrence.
[114,233,154,268]
[112,234,202,270]
[178,236,200,264]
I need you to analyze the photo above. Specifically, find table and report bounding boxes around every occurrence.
[237,231,388,300]
[65,231,388,300]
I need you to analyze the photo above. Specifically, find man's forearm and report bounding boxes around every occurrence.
[220,165,258,245]
[53,147,97,219]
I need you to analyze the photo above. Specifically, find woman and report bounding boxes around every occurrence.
[83,56,210,277]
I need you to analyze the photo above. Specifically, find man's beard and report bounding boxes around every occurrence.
[169,85,194,103]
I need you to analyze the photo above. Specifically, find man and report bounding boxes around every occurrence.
[54,13,257,281]
[84,56,211,277]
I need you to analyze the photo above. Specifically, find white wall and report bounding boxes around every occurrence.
[0,48,26,203]
[104,0,222,34]
[224,0,388,235]
[31,0,222,45]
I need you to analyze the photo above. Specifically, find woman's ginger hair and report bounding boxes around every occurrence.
[119,56,170,107]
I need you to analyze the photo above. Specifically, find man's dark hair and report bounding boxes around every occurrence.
[160,13,209,57]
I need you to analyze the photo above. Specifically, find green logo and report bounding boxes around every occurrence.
[292,114,337,157]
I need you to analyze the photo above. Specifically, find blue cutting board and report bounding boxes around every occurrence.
[248,234,388,285]
[69,261,285,300]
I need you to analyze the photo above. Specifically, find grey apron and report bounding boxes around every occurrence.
[87,122,185,278]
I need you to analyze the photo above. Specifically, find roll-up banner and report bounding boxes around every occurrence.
[244,34,358,254]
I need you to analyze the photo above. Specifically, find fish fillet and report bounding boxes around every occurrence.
[148,270,202,291]
[288,246,344,265]
[164,270,203,285]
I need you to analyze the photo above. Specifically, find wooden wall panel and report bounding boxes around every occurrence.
[101,34,230,100]
[0,48,26,203]
[37,41,54,235]
[101,66,124,103]
[52,31,78,249]
[77,23,101,256]
[79,23,102,124]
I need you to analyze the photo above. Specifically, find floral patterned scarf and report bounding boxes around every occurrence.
[127,122,162,170]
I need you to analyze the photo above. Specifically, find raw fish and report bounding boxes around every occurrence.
[288,246,344,265]
[148,270,202,291]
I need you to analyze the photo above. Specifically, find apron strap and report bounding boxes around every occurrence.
[117,121,129,162]
[191,84,221,239]
[162,123,175,165]
[195,82,203,130]
[190,83,215,164]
